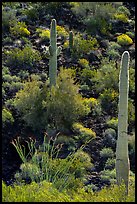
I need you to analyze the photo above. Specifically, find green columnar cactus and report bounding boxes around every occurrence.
[45,19,61,87]
[116,51,130,195]
[69,31,74,50]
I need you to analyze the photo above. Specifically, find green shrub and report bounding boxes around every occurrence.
[56,25,68,39]
[106,118,118,131]
[104,158,116,170]
[10,21,30,37]
[2,6,17,33]
[36,28,50,41]
[116,5,130,16]
[2,108,14,124]
[72,33,98,58]
[99,88,118,116]
[114,13,129,23]
[117,34,133,46]
[2,179,135,202]
[72,122,96,144]
[12,136,92,191]
[13,68,90,131]
[100,147,114,159]
[103,128,117,149]
[6,46,41,70]
[78,58,90,69]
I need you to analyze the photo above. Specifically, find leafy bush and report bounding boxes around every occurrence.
[114,13,129,23]
[106,118,118,131]
[2,108,14,125]
[72,33,98,58]
[104,158,116,170]
[36,28,50,41]
[6,46,41,70]
[117,34,133,46]
[72,122,96,144]
[56,25,68,39]
[78,58,90,69]
[116,6,130,16]
[12,136,92,191]
[2,179,135,202]
[2,6,17,33]
[13,68,90,131]
[100,147,114,159]
[10,21,30,37]
[103,128,117,149]
[99,88,118,116]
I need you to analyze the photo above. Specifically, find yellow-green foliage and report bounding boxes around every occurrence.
[10,21,30,37]
[36,28,50,40]
[63,40,69,49]
[74,34,98,57]
[114,13,129,23]
[56,25,68,38]
[6,46,42,69]
[106,117,118,130]
[2,180,135,202]
[13,68,90,130]
[83,97,98,109]
[2,108,14,124]
[117,34,133,46]
[78,58,90,68]
[73,122,96,140]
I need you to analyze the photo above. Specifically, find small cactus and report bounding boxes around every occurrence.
[115,51,130,195]
[45,19,62,87]
[69,31,74,50]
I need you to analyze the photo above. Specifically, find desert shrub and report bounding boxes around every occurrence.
[21,4,39,21]
[116,5,130,16]
[54,135,76,152]
[88,59,119,94]
[12,136,92,191]
[78,58,90,69]
[2,6,17,33]
[72,122,96,144]
[100,147,114,159]
[103,128,117,149]
[117,34,133,46]
[6,46,41,70]
[10,21,30,37]
[83,97,102,117]
[99,88,118,116]
[114,13,129,23]
[56,25,68,39]
[2,108,14,125]
[13,68,90,131]
[104,158,116,170]
[72,33,98,58]
[106,118,118,131]
[2,178,135,202]
[125,31,135,40]
[100,169,116,184]
[36,28,50,41]
[107,49,120,60]
[71,2,116,35]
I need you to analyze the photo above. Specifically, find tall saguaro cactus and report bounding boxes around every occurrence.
[45,19,61,87]
[116,51,130,195]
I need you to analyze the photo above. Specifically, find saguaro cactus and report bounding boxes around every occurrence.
[116,51,130,195]
[45,19,61,87]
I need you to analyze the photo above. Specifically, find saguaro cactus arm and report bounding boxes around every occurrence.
[116,51,130,195]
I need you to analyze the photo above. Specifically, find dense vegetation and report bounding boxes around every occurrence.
[2,2,135,202]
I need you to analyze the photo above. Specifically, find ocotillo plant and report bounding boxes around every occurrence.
[115,51,130,195]
[45,19,61,87]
